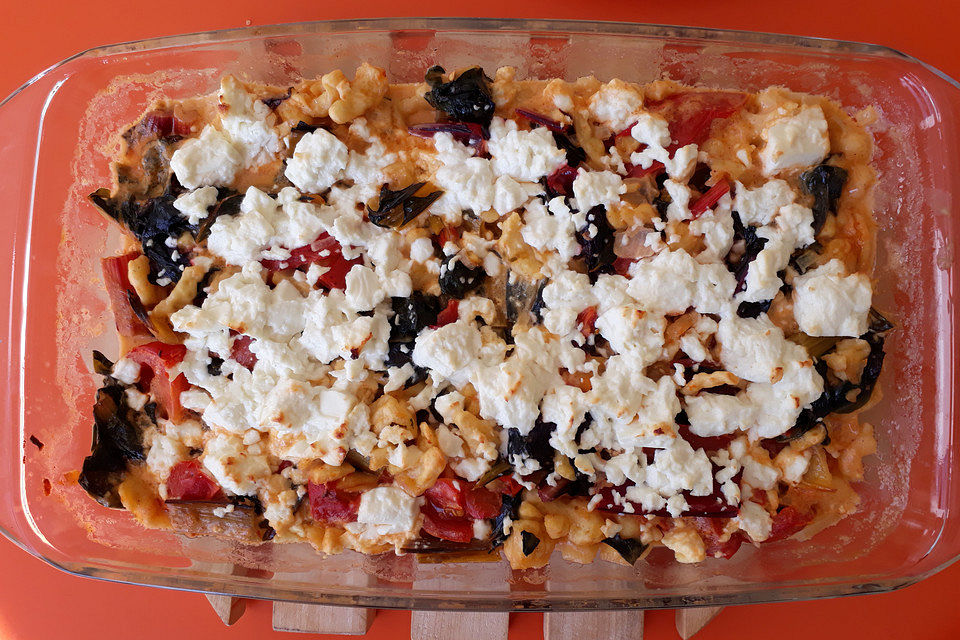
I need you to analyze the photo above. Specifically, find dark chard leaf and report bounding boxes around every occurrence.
[476,458,513,487]
[545,164,578,198]
[367,182,443,229]
[736,299,772,318]
[127,290,153,330]
[79,381,152,508]
[489,492,522,549]
[835,333,886,414]
[552,131,587,167]
[505,274,546,325]
[602,534,648,565]
[575,205,617,276]
[291,121,319,133]
[730,212,768,294]
[439,254,485,298]
[390,293,442,341]
[507,419,556,470]
[385,341,428,387]
[515,108,571,134]
[195,191,242,243]
[521,530,541,556]
[800,163,848,235]
[424,66,496,126]
[868,307,894,333]
[261,89,291,110]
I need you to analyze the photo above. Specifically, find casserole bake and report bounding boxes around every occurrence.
[0,19,957,609]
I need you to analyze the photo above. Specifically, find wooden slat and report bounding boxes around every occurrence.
[272,601,374,635]
[544,610,644,640]
[675,606,724,639]
[411,610,509,640]
[205,593,246,626]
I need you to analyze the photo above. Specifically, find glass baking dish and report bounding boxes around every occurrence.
[0,17,957,611]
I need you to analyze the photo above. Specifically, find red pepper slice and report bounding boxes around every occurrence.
[546,163,578,196]
[421,501,474,543]
[433,299,460,328]
[101,253,151,337]
[624,161,665,180]
[166,459,222,501]
[497,476,523,496]
[514,108,571,134]
[126,342,190,423]
[765,506,813,543]
[646,91,747,151]
[690,517,745,559]
[689,179,731,219]
[261,232,361,290]
[464,485,502,519]
[307,482,361,524]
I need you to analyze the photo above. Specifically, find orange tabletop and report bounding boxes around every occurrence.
[2,2,958,639]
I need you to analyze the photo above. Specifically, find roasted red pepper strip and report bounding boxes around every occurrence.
[421,500,474,543]
[101,252,151,337]
[126,341,189,423]
[307,482,361,524]
[689,178,731,218]
[230,334,258,371]
[261,232,361,290]
[433,299,460,328]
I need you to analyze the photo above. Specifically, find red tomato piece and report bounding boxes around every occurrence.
[307,482,361,524]
[646,91,747,151]
[464,485,502,519]
[689,178,731,218]
[497,476,523,496]
[690,517,744,559]
[126,342,189,423]
[261,233,361,290]
[141,111,192,138]
[612,257,636,276]
[420,501,474,543]
[230,334,258,371]
[433,299,459,328]
[546,163,578,196]
[766,506,813,543]
[425,478,466,515]
[577,306,599,339]
[101,252,151,337]
[166,459,221,501]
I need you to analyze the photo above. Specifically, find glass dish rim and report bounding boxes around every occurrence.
[4,16,960,611]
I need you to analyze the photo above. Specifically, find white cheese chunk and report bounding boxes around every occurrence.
[487,117,566,182]
[170,125,242,189]
[572,169,625,213]
[284,128,349,193]
[793,259,872,337]
[760,105,830,175]
[173,186,219,226]
[734,179,796,226]
[356,486,420,535]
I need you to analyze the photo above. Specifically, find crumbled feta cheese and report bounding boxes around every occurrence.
[356,487,420,535]
[112,358,141,385]
[520,200,579,262]
[218,75,281,166]
[344,265,386,312]
[540,270,596,336]
[202,431,271,495]
[436,424,466,458]
[793,259,872,337]
[572,169,625,212]
[760,105,830,175]
[284,128,349,193]
[170,125,242,189]
[589,81,644,131]
[412,322,482,388]
[734,179,796,226]
[409,237,434,263]
[737,501,773,542]
[487,117,566,182]
[173,186,219,226]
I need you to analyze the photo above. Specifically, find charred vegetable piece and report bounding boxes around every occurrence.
[439,254,485,298]
[424,66,495,126]
[765,506,813,542]
[575,205,617,276]
[800,163,848,234]
[545,163,578,197]
[464,485,502,519]
[386,342,427,387]
[421,500,474,543]
[126,342,190,423]
[520,530,541,556]
[79,382,151,508]
[165,498,269,544]
[868,307,894,333]
[602,534,648,565]
[790,333,841,359]
[367,182,443,228]
[261,89,291,110]
[507,419,555,471]
[92,350,115,376]
[390,293,441,341]
[307,482,361,524]
[505,274,546,326]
